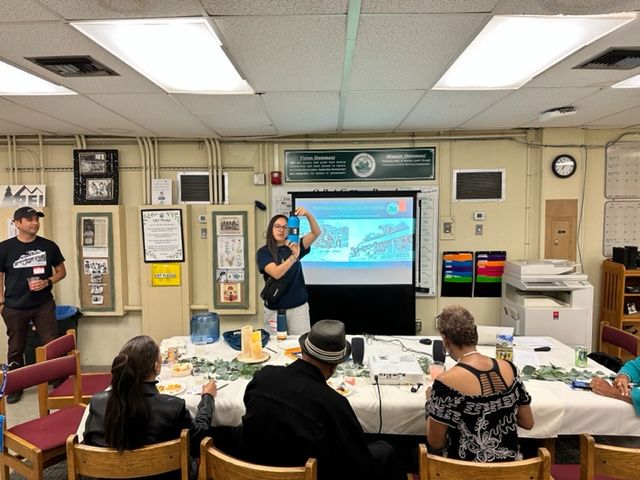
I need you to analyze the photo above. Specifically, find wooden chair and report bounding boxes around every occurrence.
[417,443,551,480]
[599,321,639,362]
[35,328,111,413]
[580,433,640,480]
[0,354,85,480]
[199,437,317,480]
[67,429,189,480]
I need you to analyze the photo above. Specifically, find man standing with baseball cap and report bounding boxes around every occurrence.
[238,320,404,480]
[0,207,66,403]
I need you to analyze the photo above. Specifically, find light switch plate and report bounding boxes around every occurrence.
[253,173,266,185]
[475,224,483,235]
[441,217,455,240]
[200,228,207,239]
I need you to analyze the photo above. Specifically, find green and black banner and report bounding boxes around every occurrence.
[285,148,435,182]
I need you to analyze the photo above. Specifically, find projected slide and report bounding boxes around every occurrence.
[293,194,415,285]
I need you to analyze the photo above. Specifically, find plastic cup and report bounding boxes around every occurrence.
[27,277,39,290]
[429,361,446,380]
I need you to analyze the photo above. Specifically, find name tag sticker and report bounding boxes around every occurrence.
[33,267,45,274]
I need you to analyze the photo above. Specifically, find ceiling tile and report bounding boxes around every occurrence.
[87,94,216,137]
[261,92,339,134]
[0,97,97,134]
[344,90,424,130]
[399,90,509,130]
[202,0,347,16]
[214,16,345,92]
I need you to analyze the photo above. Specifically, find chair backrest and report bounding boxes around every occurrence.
[67,429,189,479]
[600,321,639,358]
[0,353,81,416]
[199,437,317,480]
[580,433,640,480]
[418,444,551,480]
[36,329,76,361]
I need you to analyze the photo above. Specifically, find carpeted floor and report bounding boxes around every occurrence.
[10,463,67,480]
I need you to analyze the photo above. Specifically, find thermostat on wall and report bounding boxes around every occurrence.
[473,211,485,221]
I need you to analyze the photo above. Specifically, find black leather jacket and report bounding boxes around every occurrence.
[83,381,214,480]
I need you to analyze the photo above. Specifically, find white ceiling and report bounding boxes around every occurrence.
[1,0,640,138]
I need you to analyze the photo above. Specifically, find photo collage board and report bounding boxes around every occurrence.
[77,212,115,311]
[212,211,249,309]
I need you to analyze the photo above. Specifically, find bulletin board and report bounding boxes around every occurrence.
[211,210,250,310]
[76,212,115,311]
[271,185,438,296]
[603,201,640,257]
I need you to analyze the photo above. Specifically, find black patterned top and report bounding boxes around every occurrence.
[426,360,531,462]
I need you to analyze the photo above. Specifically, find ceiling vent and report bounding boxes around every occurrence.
[25,55,119,77]
[575,48,640,70]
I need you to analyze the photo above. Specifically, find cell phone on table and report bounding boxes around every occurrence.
[571,379,592,390]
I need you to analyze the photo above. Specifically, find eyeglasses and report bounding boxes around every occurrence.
[273,224,287,231]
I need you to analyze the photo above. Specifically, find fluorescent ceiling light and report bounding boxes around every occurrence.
[434,13,636,90]
[612,74,640,88]
[71,18,253,94]
[0,60,75,95]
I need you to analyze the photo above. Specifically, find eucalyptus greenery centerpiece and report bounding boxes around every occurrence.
[520,364,607,384]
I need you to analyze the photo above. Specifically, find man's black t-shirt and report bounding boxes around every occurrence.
[0,236,64,309]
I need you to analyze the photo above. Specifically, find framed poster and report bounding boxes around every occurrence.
[73,150,119,205]
[141,209,185,262]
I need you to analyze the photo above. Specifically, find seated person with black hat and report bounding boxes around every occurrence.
[238,319,403,480]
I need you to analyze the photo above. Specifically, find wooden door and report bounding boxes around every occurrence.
[545,200,577,261]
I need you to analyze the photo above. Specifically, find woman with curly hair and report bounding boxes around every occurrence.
[425,305,534,462]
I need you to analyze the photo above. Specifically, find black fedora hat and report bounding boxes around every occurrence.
[299,320,351,364]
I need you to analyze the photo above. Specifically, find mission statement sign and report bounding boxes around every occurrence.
[285,148,435,182]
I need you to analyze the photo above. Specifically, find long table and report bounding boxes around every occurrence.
[87,335,640,440]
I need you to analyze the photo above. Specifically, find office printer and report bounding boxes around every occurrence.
[501,259,593,349]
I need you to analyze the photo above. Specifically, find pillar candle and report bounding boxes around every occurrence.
[251,330,263,358]
[241,325,252,358]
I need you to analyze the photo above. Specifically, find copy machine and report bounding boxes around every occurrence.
[501,259,593,349]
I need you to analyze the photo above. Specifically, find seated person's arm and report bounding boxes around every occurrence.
[591,377,633,405]
[516,404,534,430]
[426,417,448,453]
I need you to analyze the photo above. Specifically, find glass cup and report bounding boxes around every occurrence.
[27,277,39,290]
[429,361,446,380]
[342,362,357,385]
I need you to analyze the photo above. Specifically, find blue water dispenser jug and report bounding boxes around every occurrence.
[190,312,220,345]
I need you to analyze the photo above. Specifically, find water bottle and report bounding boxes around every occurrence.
[276,309,287,341]
[190,312,220,345]
[287,211,300,244]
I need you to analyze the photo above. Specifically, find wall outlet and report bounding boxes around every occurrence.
[200,228,207,239]
[475,224,483,235]
[441,217,455,239]
[253,173,266,185]
[198,214,206,223]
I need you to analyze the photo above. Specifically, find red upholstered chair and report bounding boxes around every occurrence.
[0,354,85,480]
[599,321,639,362]
[35,329,111,414]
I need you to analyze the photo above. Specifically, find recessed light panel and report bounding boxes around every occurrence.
[71,18,253,94]
[612,74,640,88]
[434,13,637,90]
[0,60,76,95]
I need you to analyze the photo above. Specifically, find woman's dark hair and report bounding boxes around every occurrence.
[266,214,287,263]
[436,305,478,347]
[104,335,159,451]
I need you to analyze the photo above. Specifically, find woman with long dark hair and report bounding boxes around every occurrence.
[83,335,216,478]
[257,207,321,335]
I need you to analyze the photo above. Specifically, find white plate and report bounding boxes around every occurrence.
[157,382,186,396]
[327,380,353,397]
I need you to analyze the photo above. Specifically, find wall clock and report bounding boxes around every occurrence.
[551,154,577,178]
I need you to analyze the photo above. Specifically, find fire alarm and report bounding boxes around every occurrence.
[270,171,282,185]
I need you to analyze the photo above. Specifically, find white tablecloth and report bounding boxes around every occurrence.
[78,335,640,440]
